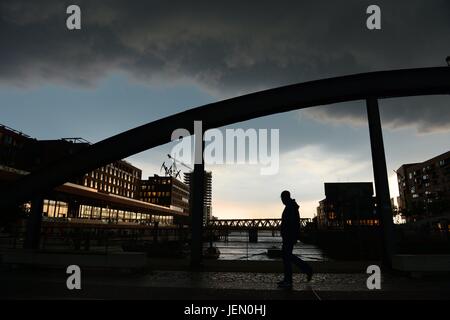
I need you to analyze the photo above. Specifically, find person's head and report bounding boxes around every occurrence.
[280,190,291,205]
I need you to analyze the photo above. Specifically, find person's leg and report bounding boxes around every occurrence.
[291,254,313,275]
[290,244,314,281]
[282,241,294,283]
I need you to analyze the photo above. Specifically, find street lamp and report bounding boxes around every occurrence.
[446,56,450,66]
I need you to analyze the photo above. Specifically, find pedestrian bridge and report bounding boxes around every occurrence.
[3,66,450,267]
[206,218,311,231]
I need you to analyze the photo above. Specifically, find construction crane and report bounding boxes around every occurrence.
[160,161,181,179]
[160,154,193,179]
[167,154,193,171]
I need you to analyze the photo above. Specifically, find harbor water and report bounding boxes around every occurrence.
[204,231,330,261]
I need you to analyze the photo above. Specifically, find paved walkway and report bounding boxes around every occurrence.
[2,268,450,299]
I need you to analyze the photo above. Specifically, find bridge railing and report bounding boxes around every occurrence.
[206,218,311,230]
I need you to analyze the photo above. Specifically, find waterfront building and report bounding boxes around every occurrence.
[0,124,178,225]
[78,160,141,199]
[140,174,190,224]
[316,182,378,229]
[397,151,450,221]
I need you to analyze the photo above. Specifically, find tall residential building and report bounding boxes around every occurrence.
[184,171,212,225]
[140,174,190,224]
[316,182,378,229]
[397,151,450,221]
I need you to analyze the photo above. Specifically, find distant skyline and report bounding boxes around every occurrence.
[1,1,450,218]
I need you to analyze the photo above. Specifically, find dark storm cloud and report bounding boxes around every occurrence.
[1,0,449,130]
[305,96,450,134]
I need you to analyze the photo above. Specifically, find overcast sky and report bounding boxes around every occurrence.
[1,0,450,218]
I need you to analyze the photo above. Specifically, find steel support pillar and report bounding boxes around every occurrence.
[366,98,395,268]
[190,127,205,268]
[68,200,80,218]
[24,197,44,249]
[248,228,258,243]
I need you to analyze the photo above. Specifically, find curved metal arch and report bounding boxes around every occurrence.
[3,67,450,206]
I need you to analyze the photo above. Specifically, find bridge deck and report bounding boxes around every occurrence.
[207,218,311,230]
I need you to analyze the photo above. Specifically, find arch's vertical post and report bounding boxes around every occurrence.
[190,122,205,268]
[366,98,395,268]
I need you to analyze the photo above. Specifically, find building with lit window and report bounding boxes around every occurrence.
[184,171,212,225]
[140,174,190,224]
[0,124,178,225]
[316,182,378,229]
[78,160,142,199]
[397,151,450,221]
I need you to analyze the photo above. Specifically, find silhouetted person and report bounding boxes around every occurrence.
[278,190,313,289]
